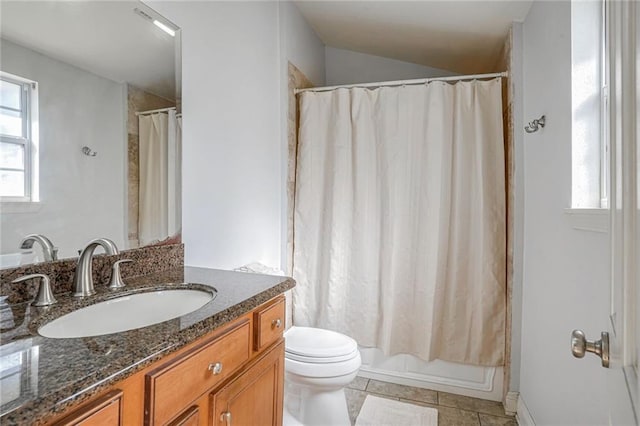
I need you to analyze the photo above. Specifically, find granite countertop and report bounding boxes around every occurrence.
[0,267,295,425]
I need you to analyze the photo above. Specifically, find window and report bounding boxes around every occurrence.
[566,0,609,232]
[571,0,608,209]
[0,72,38,202]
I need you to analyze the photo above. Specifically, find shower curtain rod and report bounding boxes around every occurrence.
[135,106,177,116]
[294,71,508,94]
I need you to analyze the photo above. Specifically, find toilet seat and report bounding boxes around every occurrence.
[285,353,362,378]
[285,326,358,358]
[284,326,361,377]
[285,349,359,364]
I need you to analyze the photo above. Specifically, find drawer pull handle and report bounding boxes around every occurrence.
[221,411,232,425]
[272,318,282,329]
[209,362,223,375]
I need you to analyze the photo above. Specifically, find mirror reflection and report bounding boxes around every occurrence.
[0,1,182,267]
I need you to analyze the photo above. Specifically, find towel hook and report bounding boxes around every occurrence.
[525,115,545,133]
[82,146,98,157]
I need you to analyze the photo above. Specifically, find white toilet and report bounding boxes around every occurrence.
[284,326,362,426]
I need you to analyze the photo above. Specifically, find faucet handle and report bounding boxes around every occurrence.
[109,259,133,290]
[12,274,57,307]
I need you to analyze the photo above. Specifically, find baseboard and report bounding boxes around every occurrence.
[504,391,518,416]
[516,394,536,426]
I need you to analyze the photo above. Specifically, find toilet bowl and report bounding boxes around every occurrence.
[284,326,361,426]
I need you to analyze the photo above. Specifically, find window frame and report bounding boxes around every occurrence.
[600,0,610,209]
[0,71,38,203]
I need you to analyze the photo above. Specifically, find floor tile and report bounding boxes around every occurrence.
[399,399,481,426]
[366,379,438,404]
[438,392,508,417]
[479,413,519,426]
[348,376,369,391]
[345,388,367,425]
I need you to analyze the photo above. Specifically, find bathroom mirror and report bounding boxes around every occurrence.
[0,1,181,267]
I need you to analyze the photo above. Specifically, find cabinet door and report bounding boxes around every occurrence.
[211,340,284,426]
[168,405,200,426]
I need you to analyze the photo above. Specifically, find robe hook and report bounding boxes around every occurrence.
[82,146,97,157]
[525,115,545,133]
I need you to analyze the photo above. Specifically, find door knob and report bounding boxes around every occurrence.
[571,329,609,368]
[220,411,232,425]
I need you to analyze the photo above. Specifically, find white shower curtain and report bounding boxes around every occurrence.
[292,79,506,367]
[168,115,182,237]
[139,111,181,246]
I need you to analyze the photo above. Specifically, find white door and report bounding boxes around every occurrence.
[571,1,638,424]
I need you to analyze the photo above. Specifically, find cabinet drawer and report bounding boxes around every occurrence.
[254,297,285,351]
[51,390,122,426]
[145,320,251,425]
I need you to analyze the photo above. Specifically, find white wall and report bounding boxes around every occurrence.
[519,1,609,424]
[325,46,457,86]
[0,39,126,259]
[148,1,281,270]
[148,2,323,271]
[280,2,325,87]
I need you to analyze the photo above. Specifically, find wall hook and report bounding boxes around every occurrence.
[525,115,546,133]
[82,146,97,157]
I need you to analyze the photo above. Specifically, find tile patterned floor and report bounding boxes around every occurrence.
[346,377,518,426]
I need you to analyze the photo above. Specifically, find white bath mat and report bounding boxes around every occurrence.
[355,395,438,426]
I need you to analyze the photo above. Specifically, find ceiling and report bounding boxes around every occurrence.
[0,1,533,95]
[295,0,534,74]
[0,1,178,100]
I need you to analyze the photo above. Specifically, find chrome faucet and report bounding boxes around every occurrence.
[73,238,119,297]
[19,234,58,262]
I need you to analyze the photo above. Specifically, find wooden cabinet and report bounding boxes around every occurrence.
[211,340,284,426]
[46,295,286,426]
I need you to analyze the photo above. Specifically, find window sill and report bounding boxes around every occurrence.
[564,208,609,233]
[1,201,43,214]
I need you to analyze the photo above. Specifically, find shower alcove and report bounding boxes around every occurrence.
[286,24,514,404]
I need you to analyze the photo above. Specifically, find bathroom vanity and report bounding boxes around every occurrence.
[0,266,294,425]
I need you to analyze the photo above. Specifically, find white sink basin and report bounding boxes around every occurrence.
[39,288,215,338]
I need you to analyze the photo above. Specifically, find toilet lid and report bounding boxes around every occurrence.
[285,326,358,359]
